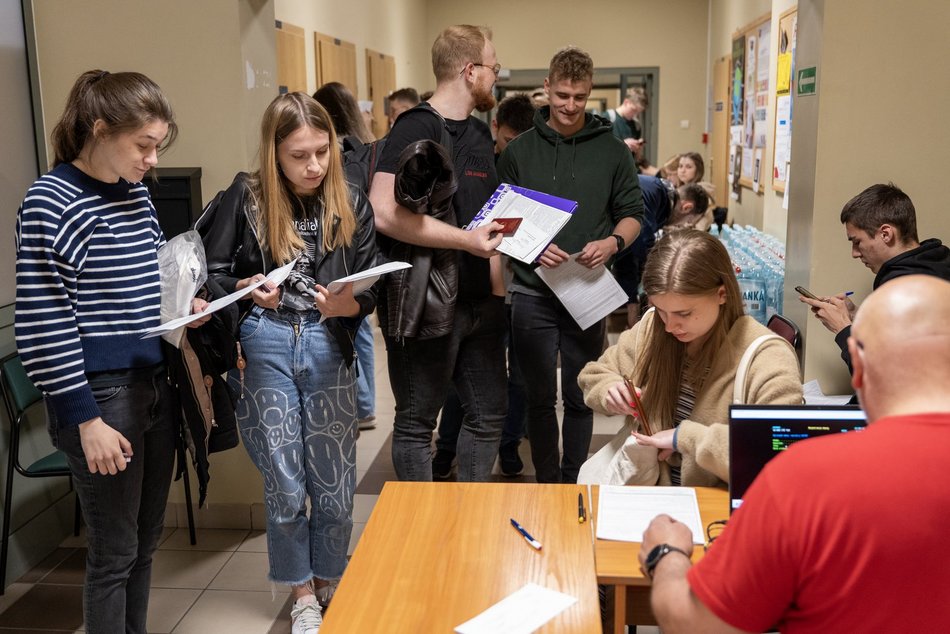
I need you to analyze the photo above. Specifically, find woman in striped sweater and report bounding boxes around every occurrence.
[14,70,206,634]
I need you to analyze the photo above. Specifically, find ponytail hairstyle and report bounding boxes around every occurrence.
[51,70,177,166]
[249,92,356,264]
[633,229,743,427]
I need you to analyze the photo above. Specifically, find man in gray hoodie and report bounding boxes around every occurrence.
[497,46,644,483]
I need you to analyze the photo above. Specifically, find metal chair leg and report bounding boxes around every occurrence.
[178,441,197,546]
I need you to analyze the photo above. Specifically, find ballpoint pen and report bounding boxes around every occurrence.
[578,492,587,524]
[510,518,542,550]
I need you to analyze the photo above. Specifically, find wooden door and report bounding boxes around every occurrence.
[366,49,396,140]
[710,55,730,207]
[314,33,357,96]
[275,21,306,94]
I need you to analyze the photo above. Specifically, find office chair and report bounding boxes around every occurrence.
[0,353,80,594]
[767,313,804,369]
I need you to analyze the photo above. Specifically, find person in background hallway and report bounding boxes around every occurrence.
[608,86,648,168]
[387,87,420,129]
[314,81,380,432]
[639,275,950,633]
[14,69,209,633]
[492,93,535,155]
[611,175,684,328]
[433,92,536,479]
[580,230,801,487]
[368,25,507,483]
[799,183,950,374]
[201,93,378,634]
[497,46,644,484]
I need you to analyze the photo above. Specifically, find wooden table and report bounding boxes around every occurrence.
[321,482,603,633]
[591,486,729,634]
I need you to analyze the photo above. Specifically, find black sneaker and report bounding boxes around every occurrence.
[432,449,456,479]
[499,443,524,477]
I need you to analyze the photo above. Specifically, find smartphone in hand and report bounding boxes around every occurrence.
[795,285,820,300]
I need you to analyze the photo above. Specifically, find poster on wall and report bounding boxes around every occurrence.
[744,36,757,148]
[731,35,745,126]
[772,8,798,192]
[754,21,771,148]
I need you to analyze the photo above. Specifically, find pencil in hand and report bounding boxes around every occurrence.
[624,378,653,436]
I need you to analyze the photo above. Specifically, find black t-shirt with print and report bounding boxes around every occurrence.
[280,199,322,313]
[377,104,498,302]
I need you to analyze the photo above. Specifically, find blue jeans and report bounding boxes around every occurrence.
[354,318,375,420]
[510,292,606,483]
[436,304,526,454]
[231,307,357,584]
[51,369,176,634]
[385,297,507,481]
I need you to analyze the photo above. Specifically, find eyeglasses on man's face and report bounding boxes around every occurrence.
[471,62,502,77]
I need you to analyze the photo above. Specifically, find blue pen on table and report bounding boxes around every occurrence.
[510,518,542,550]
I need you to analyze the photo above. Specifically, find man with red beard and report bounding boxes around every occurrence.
[368,25,508,482]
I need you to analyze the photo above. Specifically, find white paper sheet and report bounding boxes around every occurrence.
[596,485,705,544]
[319,261,412,323]
[454,583,577,634]
[802,379,854,405]
[142,259,297,337]
[535,255,628,331]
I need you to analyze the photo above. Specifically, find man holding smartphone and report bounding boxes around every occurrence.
[799,183,950,373]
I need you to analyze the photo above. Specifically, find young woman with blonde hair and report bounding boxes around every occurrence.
[579,229,801,487]
[201,92,378,633]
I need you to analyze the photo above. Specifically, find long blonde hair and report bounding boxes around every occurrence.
[634,229,744,427]
[249,92,355,264]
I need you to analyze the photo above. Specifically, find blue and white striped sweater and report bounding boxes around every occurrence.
[15,162,165,428]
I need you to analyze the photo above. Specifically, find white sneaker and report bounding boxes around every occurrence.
[291,596,323,634]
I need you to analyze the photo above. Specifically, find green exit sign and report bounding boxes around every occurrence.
[797,66,817,96]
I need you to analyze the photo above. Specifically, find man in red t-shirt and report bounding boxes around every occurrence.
[637,275,950,633]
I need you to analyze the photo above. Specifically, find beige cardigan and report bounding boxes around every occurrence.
[578,311,803,487]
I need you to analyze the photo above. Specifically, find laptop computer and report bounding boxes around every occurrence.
[728,405,867,512]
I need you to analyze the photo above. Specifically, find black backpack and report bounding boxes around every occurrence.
[343,135,387,195]
[342,103,451,196]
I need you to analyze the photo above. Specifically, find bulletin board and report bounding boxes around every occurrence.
[771,7,798,193]
[729,13,771,196]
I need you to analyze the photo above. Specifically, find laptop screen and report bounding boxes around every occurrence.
[728,405,867,512]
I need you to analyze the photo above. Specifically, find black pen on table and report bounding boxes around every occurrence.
[578,492,587,524]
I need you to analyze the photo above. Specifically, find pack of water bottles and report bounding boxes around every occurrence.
[711,224,786,325]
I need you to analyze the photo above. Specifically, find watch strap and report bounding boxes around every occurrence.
[611,233,625,252]
[645,543,692,579]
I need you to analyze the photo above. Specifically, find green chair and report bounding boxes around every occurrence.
[0,353,80,594]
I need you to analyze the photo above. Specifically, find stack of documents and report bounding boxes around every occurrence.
[467,183,577,264]
[596,486,705,544]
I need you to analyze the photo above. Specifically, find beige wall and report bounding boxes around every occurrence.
[786,0,950,394]
[424,0,709,167]
[32,0,277,203]
[274,0,430,98]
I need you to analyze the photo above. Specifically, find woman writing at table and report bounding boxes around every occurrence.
[201,92,377,633]
[578,229,801,487]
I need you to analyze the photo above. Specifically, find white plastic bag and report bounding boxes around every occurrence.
[577,425,660,486]
[157,230,207,348]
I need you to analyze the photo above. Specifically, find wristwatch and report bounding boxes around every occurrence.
[643,543,692,579]
[611,233,625,252]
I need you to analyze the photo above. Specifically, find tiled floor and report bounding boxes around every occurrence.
[0,325,642,633]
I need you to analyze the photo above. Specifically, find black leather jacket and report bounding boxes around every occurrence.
[199,172,378,366]
[379,139,459,340]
